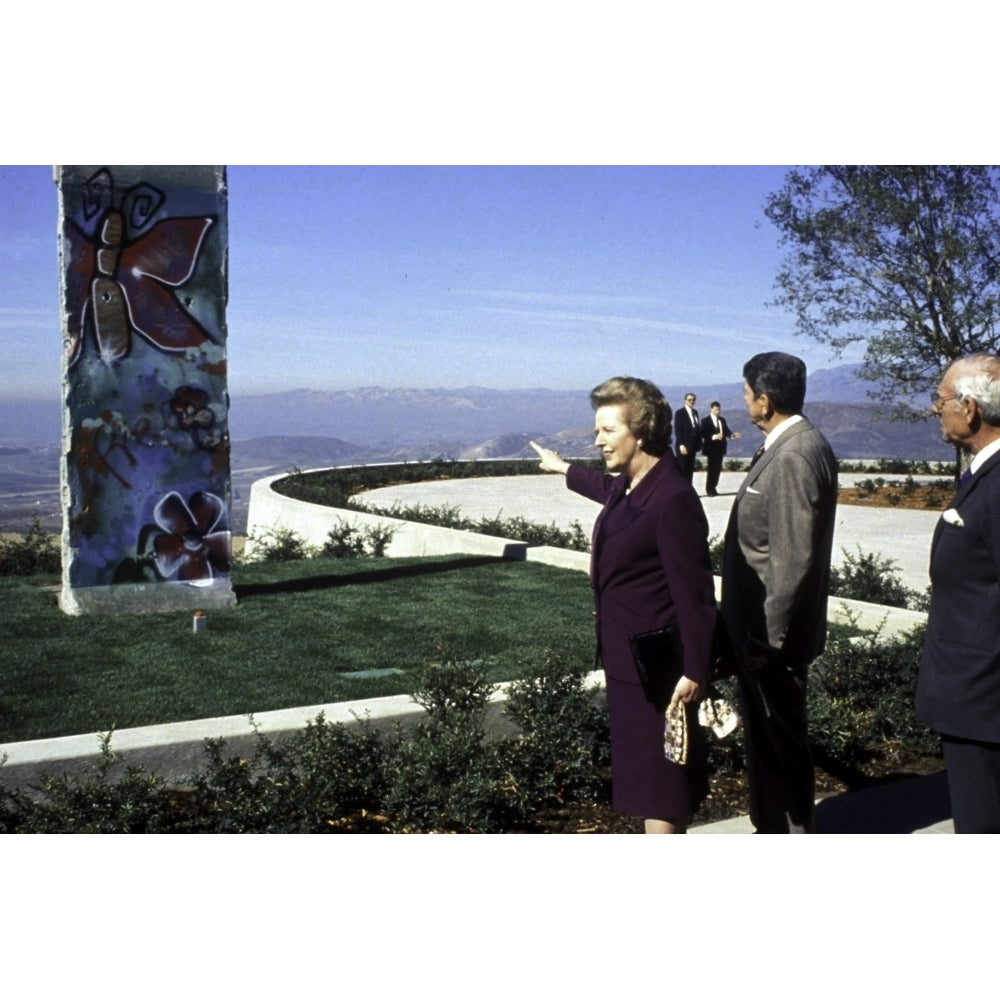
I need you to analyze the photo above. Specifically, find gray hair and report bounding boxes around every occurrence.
[954,353,1000,425]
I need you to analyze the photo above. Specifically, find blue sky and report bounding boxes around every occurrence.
[1,164,866,400]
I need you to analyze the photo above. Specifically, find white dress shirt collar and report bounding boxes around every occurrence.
[971,435,1000,474]
[763,413,804,450]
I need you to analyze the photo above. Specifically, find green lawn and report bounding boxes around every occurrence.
[0,555,595,743]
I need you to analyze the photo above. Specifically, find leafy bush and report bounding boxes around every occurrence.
[355,501,591,552]
[244,526,315,562]
[0,733,173,834]
[319,519,398,558]
[0,519,60,576]
[829,546,926,610]
[502,649,609,811]
[184,714,393,833]
[809,622,939,765]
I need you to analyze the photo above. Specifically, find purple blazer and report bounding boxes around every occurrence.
[567,458,717,687]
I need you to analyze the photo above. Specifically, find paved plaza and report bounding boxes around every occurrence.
[358,470,948,592]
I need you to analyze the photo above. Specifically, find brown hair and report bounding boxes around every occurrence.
[590,376,673,456]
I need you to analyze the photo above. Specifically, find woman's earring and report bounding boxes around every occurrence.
[638,439,645,449]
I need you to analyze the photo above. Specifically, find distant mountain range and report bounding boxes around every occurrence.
[0,364,955,533]
[224,366,885,449]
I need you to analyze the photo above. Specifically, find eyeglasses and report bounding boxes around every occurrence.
[930,391,959,412]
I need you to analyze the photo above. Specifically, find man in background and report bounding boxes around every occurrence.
[700,400,741,496]
[721,352,837,833]
[673,392,701,482]
[916,352,1000,833]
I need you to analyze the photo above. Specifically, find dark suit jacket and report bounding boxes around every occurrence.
[916,448,1000,743]
[567,457,717,686]
[674,406,702,455]
[721,417,837,665]
[700,414,734,457]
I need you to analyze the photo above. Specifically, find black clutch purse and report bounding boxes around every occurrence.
[628,623,684,707]
[630,614,737,706]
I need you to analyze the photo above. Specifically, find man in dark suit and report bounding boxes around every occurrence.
[721,352,837,833]
[700,401,741,496]
[673,392,701,482]
[916,352,1000,833]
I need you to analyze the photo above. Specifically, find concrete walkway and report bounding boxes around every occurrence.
[695,773,953,833]
[358,470,946,592]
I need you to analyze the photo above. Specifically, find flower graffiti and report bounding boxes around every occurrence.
[147,491,231,585]
[168,385,217,446]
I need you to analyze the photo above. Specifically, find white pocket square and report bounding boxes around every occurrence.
[746,486,761,495]
[942,508,965,527]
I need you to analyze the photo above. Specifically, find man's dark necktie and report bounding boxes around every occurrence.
[948,467,972,502]
[748,444,765,469]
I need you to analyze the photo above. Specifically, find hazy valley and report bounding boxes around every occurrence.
[0,367,955,535]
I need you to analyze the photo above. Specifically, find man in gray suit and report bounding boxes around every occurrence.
[721,352,837,833]
[916,353,1000,833]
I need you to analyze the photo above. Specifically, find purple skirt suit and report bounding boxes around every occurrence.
[567,458,717,819]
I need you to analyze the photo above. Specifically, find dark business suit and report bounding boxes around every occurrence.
[721,417,837,833]
[674,406,702,482]
[700,412,734,496]
[567,456,717,818]
[916,449,1000,832]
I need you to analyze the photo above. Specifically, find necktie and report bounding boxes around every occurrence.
[749,444,765,469]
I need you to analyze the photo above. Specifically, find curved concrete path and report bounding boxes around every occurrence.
[358,471,947,592]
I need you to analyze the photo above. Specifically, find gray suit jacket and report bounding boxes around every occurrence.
[721,417,838,665]
[916,449,1000,742]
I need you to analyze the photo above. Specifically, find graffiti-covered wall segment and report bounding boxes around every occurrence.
[57,165,236,614]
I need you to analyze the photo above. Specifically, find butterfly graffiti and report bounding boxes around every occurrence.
[65,168,217,365]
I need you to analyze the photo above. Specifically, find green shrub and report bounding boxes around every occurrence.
[318,519,398,559]
[361,522,397,557]
[320,521,368,558]
[355,501,591,552]
[809,623,939,765]
[1,733,175,833]
[829,546,924,610]
[244,526,315,562]
[185,714,393,833]
[382,656,515,832]
[924,486,947,509]
[502,649,609,811]
[0,519,60,576]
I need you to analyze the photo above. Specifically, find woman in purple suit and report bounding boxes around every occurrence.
[531,376,717,833]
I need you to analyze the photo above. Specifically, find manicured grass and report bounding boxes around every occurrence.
[0,556,595,743]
